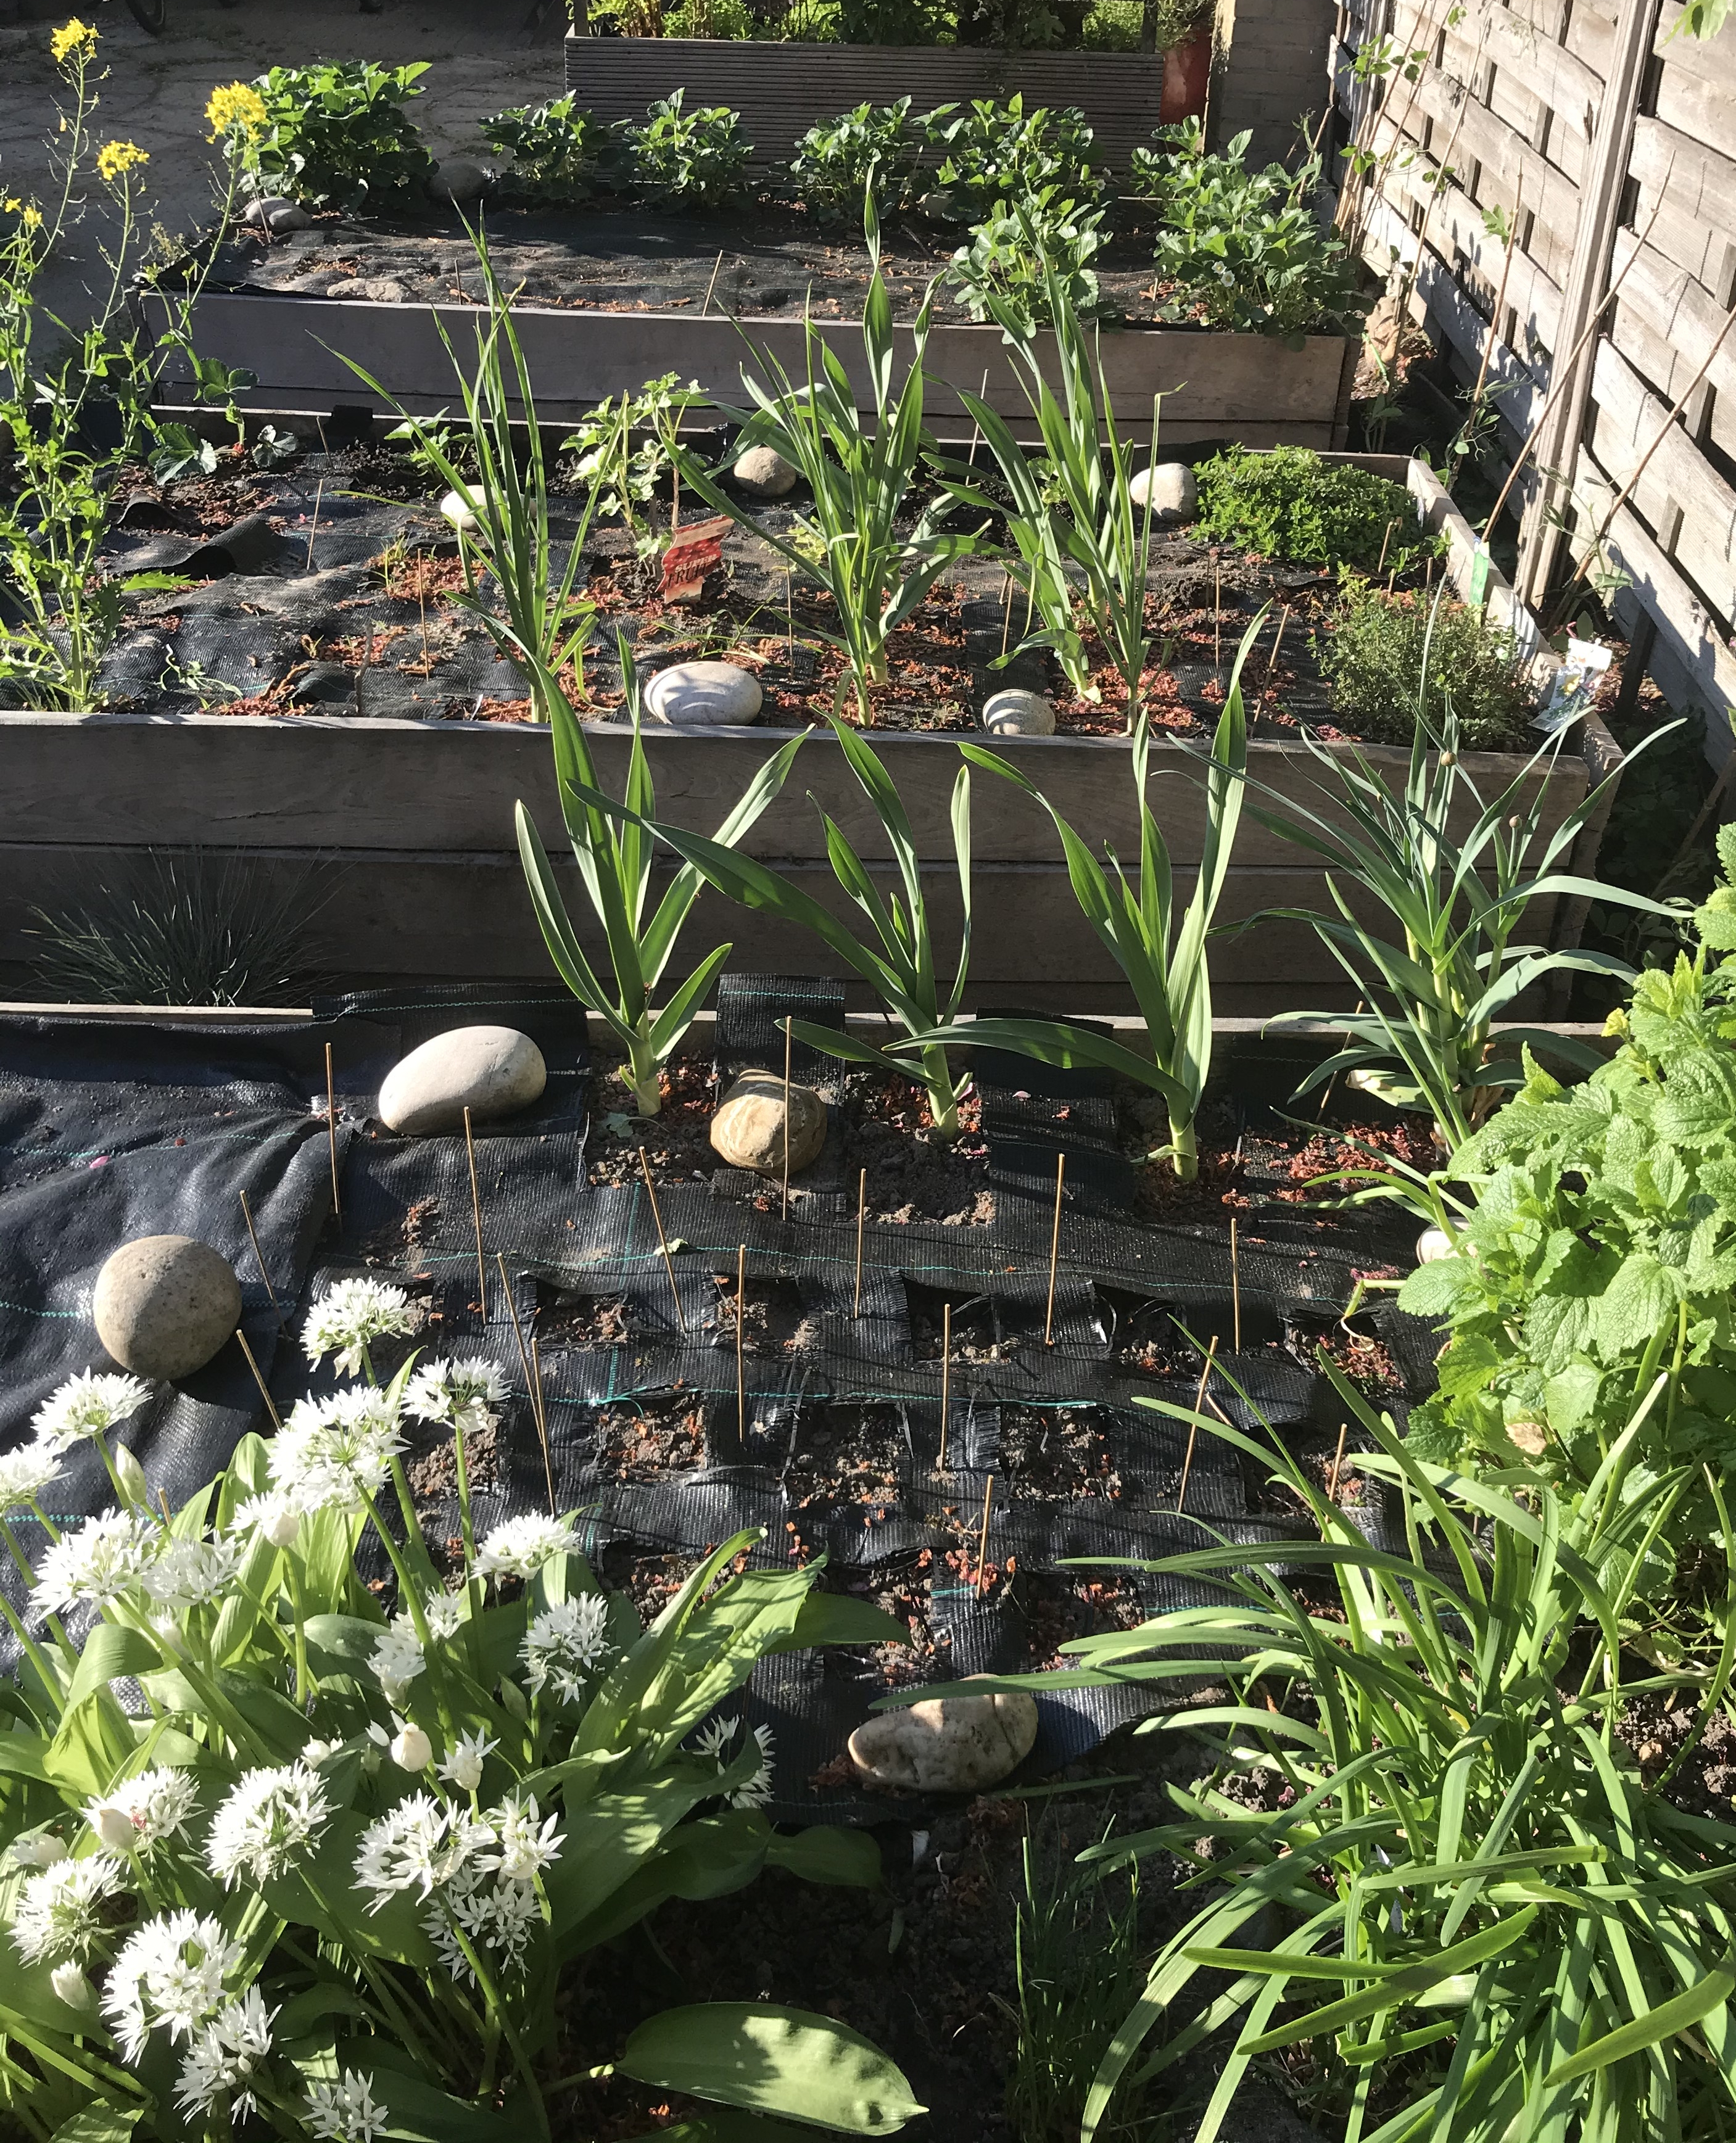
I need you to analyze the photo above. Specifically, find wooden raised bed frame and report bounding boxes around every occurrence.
[0,456,1616,1014]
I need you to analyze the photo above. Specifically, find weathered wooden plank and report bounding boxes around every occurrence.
[1593,492,1736,767]
[0,714,1590,868]
[1607,229,1736,461]
[561,37,1169,171]
[0,844,1562,999]
[1627,119,1736,301]
[156,292,1352,439]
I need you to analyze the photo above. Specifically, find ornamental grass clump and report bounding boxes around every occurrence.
[0,1278,922,2140]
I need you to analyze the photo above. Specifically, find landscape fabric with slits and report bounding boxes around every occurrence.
[0,979,1436,1815]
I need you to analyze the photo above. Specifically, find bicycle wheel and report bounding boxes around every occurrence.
[122,0,167,35]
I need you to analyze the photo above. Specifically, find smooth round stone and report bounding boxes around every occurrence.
[266,202,313,234]
[378,1025,547,1136]
[645,661,763,727]
[848,1679,1039,1794]
[1416,1225,1455,1264]
[436,157,489,204]
[242,194,294,228]
[324,277,407,303]
[93,1236,241,1382]
[1129,461,1197,524]
[709,1070,827,1176]
[440,487,487,533]
[981,688,1055,737]
[732,444,797,498]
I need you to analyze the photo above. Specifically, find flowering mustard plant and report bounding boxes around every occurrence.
[0,1358,921,2139]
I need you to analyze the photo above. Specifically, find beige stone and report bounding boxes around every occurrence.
[93,1236,241,1382]
[847,1678,1040,1793]
[733,444,798,498]
[379,1025,546,1135]
[709,1070,827,1175]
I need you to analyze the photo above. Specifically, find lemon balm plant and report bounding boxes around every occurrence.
[0,1279,922,2141]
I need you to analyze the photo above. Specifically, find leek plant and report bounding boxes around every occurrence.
[879,616,1261,1179]
[665,200,977,723]
[1241,698,1675,1150]
[897,1366,1736,2143]
[940,250,1166,727]
[564,708,978,1136]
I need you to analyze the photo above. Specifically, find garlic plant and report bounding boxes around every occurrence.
[0,1282,919,2142]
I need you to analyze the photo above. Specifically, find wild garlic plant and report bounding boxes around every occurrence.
[0,1277,919,2142]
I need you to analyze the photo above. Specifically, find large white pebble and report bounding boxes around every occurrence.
[709,1070,827,1175]
[378,1025,547,1136]
[1129,461,1197,523]
[981,688,1055,737]
[645,661,763,727]
[732,444,797,498]
[1416,1225,1454,1265]
[847,1678,1039,1793]
[93,1236,241,1382]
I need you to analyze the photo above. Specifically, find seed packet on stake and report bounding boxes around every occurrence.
[1533,636,1612,735]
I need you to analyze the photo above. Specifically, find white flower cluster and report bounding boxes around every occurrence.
[405,1356,506,1439]
[353,1790,561,1986]
[104,1907,244,2061]
[303,1278,416,1377]
[173,1984,274,2120]
[31,1508,162,1617]
[474,1513,582,1584]
[305,2068,386,2143]
[12,1854,123,1964]
[521,1595,612,1704]
[267,1389,404,1517]
[0,1368,153,1526]
[85,1767,199,1856]
[205,1763,332,1888]
[370,1614,426,1707]
[693,1718,777,1810]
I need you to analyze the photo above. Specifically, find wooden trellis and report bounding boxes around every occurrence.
[1329,0,1736,767]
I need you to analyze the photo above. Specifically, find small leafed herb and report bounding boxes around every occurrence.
[1193,444,1424,569]
[1317,576,1534,749]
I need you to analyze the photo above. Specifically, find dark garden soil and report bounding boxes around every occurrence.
[90,442,1432,737]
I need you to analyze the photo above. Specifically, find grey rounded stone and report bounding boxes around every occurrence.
[848,1678,1040,1793]
[266,203,313,234]
[710,1070,827,1176]
[324,277,407,303]
[93,1236,241,1382]
[242,194,295,228]
[645,661,763,727]
[981,688,1055,737]
[732,444,798,498]
[1129,461,1198,524]
[378,1025,547,1136]
[436,157,490,204]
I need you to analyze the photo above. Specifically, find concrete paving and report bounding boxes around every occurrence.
[0,0,565,329]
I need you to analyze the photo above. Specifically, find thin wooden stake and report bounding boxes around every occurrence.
[975,1473,994,1599]
[964,366,990,469]
[736,1244,748,1446]
[1230,1216,1241,1354]
[1376,517,1395,575]
[530,1334,555,1516]
[1176,1336,1220,1514]
[853,1168,867,1318]
[324,1043,341,1224]
[497,1255,555,1516]
[1326,1422,1349,1506]
[638,1147,686,1332]
[938,1302,952,1470]
[785,572,795,667]
[1213,563,1221,670]
[239,1190,282,1323]
[463,1105,487,1319]
[780,1018,793,1221]
[1043,1153,1066,1347]
[701,249,725,316]
[999,572,1014,661]
[1256,606,1291,728]
[234,1328,282,1430]
[305,477,324,571]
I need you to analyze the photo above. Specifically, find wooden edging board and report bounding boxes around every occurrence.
[0,456,1613,1012]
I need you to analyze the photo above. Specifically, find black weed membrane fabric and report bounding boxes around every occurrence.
[0,982,1436,1817]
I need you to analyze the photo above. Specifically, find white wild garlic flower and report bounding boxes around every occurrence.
[404,1357,507,1438]
[49,1962,93,2009]
[103,1909,244,2062]
[352,1793,492,1907]
[473,1513,582,1584]
[305,2068,386,2143]
[231,1491,300,1547]
[437,1728,498,1795]
[424,1862,542,1986]
[11,1833,67,1869]
[421,1588,465,1641]
[30,1508,160,1616]
[368,1616,426,1706]
[302,1278,416,1376]
[12,1854,125,1964]
[140,1534,240,1615]
[0,1443,65,1515]
[521,1595,612,1704]
[205,1763,331,1888]
[172,1985,274,2121]
[268,1389,403,1515]
[85,1767,199,1856]
[391,1722,432,1772]
[694,1718,777,1810]
[481,1793,561,1885]
[30,1371,152,1451]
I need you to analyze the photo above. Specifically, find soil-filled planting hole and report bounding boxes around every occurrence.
[784,1404,912,1514]
[537,1289,630,1350]
[706,1270,809,1357]
[584,1057,719,1187]
[595,1394,710,1481]
[904,1281,1014,1363]
[999,1406,1123,1501]
[1017,1569,1151,1668]
[839,1078,993,1226]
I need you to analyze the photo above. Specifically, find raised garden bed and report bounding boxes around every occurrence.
[0,448,1613,1009]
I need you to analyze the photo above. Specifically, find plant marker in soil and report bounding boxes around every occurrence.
[854,1167,867,1318]
[324,1043,341,1224]
[976,1473,994,1599]
[737,1244,747,1446]
[497,1253,556,1517]
[530,1333,555,1514]
[305,477,323,572]
[781,1017,793,1221]
[464,1106,488,1319]
[239,1189,283,1324]
[1230,1215,1241,1353]
[1327,1421,1349,1505]
[235,1328,283,1429]
[1044,1153,1066,1347]
[939,1300,952,1471]
[638,1145,686,1332]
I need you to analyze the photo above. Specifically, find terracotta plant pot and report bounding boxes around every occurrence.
[1161,23,1211,122]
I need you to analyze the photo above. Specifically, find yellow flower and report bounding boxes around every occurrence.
[96,139,149,183]
[2,198,20,214]
[49,17,97,62]
[22,206,43,229]
[205,81,268,141]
